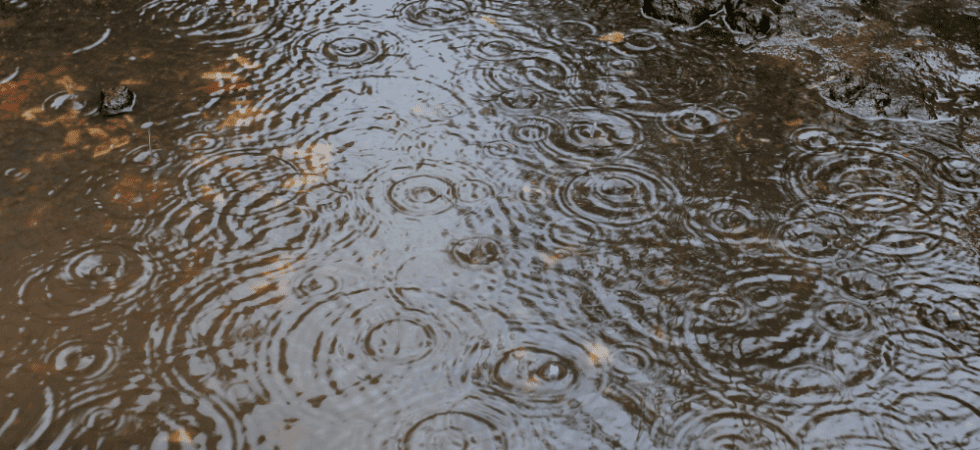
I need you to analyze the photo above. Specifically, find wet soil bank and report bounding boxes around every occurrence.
[644,0,980,124]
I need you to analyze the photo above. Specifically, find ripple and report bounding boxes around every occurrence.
[695,295,752,327]
[783,145,938,214]
[673,411,798,450]
[180,151,306,218]
[540,109,642,162]
[179,132,225,152]
[94,166,180,220]
[801,409,907,450]
[773,205,855,261]
[43,340,119,383]
[469,56,576,94]
[789,128,840,151]
[492,348,579,403]
[0,385,52,449]
[659,105,729,139]
[861,228,949,259]
[812,301,874,338]
[250,76,472,144]
[602,33,733,100]
[16,244,153,319]
[403,412,506,450]
[26,91,90,124]
[139,0,285,45]
[581,76,654,108]
[544,20,598,49]
[728,271,815,311]
[837,269,889,300]
[395,0,471,28]
[686,198,767,244]
[462,34,534,61]
[609,343,662,377]
[876,329,967,380]
[286,22,405,76]
[390,175,455,215]
[766,364,844,401]
[932,155,980,208]
[257,288,484,417]
[449,237,504,266]
[557,166,679,227]
[889,391,980,449]
[362,160,494,218]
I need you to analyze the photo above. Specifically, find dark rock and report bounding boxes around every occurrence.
[641,0,725,25]
[724,0,776,35]
[100,85,136,116]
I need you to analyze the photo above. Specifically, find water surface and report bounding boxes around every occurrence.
[2,0,980,448]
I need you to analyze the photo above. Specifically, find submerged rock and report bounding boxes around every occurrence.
[100,85,136,116]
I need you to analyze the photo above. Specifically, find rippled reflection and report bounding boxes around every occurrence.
[3,0,980,447]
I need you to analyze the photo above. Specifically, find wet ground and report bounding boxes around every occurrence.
[2,0,980,448]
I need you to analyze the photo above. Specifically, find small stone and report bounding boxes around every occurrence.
[100,85,136,116]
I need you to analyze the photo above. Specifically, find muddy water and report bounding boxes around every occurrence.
[2,0,980,448]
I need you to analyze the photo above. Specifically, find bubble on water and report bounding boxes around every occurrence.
[491,348,579,403]
[403,412,506,450]
[659,105,729,139]
[17,244,154,319]
[396,0,471,28]
[139,0,285,46]
[557,165,679,227]
[673,411,798,450]
[789,128,840,151]
[181,151,306,218]
[449,237,504,266]
[685,198,767,244]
